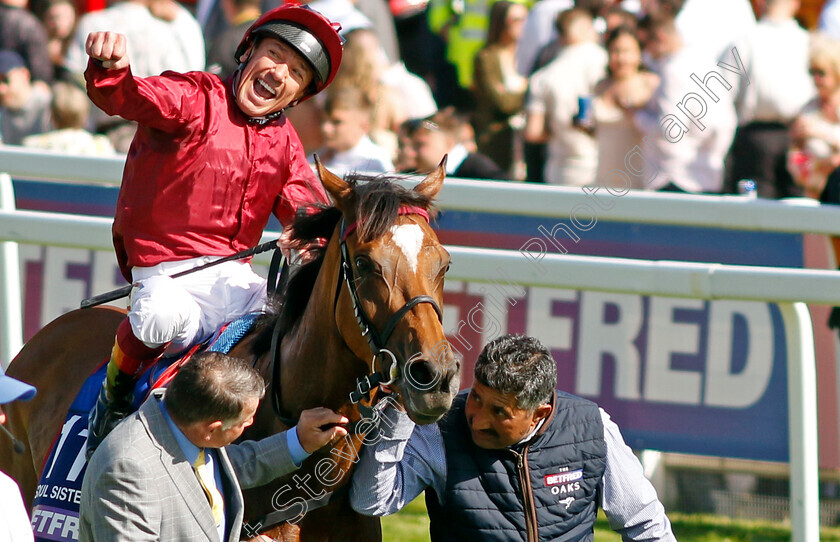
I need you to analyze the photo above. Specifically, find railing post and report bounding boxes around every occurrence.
[0,172,23,370]
[779,302,820,542]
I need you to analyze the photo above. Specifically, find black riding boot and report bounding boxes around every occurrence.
[85,361,135,460]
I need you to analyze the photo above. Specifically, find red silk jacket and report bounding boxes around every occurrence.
[86,61,327,282]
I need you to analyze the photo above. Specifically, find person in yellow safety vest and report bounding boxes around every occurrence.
[427,0,530,90]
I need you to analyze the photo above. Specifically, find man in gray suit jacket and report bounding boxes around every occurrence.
[80,352,348,542]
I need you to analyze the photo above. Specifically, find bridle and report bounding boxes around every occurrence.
[336,206,444,404]
[256,204,444,530]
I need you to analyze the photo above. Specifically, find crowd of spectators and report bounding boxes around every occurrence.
[3,0,840,199]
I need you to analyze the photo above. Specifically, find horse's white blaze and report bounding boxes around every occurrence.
[390,224,424,273]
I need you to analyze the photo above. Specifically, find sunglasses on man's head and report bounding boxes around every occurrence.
[403,118,441,135]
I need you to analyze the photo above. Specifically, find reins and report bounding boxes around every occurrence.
[254,205,442,530]
[265,205,443,425]
[335,206,443,404]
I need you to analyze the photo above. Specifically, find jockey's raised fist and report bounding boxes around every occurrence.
[86,32,130,70]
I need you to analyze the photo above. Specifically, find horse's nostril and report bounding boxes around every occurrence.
[405,359,438,390]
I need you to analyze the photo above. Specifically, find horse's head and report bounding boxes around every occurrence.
[316,159,460,424]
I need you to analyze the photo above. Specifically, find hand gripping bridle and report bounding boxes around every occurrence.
[337,206,444,404]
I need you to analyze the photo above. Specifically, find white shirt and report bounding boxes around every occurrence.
[314,135,394,177]
[444,143,469,175]
[729,17,815,125]
[526,41,607,186]
[676,0,755,63]
[0,471,33,542]
[635,46,738,193]
[820,0,840,40]
[65,2,206,77]
[309,0,372,34]
[65,2,205,131]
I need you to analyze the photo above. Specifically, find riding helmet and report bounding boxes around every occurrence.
[235,3,344,99]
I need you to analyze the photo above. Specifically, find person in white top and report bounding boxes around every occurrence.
[65,0,205,79]
[726,0,815,198]
[643,0,755,64]
[23,81,117,156]
[515,0,573,77]
[524,7,607,187]
[820,0,840,42]
[787,34,840,199]
[593,25,659,190]
[313,86,394,176]
[63,0,205,143]
[634,11,738,193]
[0,372,37,542]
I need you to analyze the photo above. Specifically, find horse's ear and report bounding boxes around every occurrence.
[314,155,353,212]
[414,155,446,200]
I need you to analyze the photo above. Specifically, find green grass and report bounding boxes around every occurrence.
[380,497,840,541]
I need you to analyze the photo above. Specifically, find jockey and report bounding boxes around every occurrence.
[83,4,343,458]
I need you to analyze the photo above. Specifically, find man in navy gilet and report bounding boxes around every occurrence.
[350,334,677,541]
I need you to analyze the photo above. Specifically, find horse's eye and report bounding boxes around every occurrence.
[355,255,371,273]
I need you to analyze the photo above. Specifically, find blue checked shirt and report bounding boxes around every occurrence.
[349,404,678,541]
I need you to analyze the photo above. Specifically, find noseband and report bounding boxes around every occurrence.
[336,206,443,403]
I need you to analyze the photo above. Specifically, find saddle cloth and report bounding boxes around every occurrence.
[30,313,260,542]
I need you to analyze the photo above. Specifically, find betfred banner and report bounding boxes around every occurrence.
[8,179,839,465]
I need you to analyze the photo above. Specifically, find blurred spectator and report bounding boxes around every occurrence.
[724,0,814,199]
[0,0,54,85]
[345,28,437,127]
[818,164,840,339]
[312,86,394,175]
[330,28,408,160]
[285,97,325,157]
[65,0,205,78]
[634,12,737,193]
[593,25,658,189]
[395,118,420,172]
[787,35,840,199]
[410,108,507,179]
[306,0,372,34]
[0,372,37,542]
[473,1,528,176]
[524,8,607,186]
[205,0,260,78]
[64,0,205,150]
[665,0,755,63]
[428,0,527,108]
[355,0,400,63]
[603,4,637,34]
[516,0,573,77]
[23,80,116,155]
[820,0,840,41]
[0,50,51,145]
[518,0,637,77]
[42,0,77,81]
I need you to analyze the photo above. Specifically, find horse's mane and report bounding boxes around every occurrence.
[251,173,438,355]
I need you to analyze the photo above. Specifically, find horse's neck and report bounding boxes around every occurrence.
[280,230,366,411]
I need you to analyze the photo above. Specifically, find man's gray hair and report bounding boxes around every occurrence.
[474,334,557,411]
[164,352,266,427]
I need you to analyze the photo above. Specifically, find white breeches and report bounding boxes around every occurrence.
[128,257,267,354]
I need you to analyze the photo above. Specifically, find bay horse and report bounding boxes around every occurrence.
[0,160,460,541]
